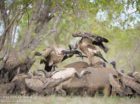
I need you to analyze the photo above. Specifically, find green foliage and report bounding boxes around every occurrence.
[4,0,139,71]
[46,0,140,70]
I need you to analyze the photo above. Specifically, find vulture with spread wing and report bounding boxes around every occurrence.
[72,32,108,65]
[34,46,84,72]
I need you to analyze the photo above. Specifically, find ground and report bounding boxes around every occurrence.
[0,95,140,104]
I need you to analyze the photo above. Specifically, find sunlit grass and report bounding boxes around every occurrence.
[0,95,140,104]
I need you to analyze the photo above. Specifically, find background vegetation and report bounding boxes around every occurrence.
[30,0,140,72]
[0,0,140,71]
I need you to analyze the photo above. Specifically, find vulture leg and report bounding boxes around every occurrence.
[94,52,108,63]
[88,54,93,66]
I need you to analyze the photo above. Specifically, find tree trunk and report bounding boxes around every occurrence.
[0,0,54,83]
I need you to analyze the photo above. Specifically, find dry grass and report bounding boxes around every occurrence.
[0,95,140,104]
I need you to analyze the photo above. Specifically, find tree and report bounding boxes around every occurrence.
[0,0,55,82]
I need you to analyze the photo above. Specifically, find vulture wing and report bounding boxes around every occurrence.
[92,36,109,53]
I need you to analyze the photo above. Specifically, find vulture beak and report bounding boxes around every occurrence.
[110,61,116,69]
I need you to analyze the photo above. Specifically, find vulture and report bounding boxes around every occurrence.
[72,32,109,53]
[34,46,83,72]
[72,32,108,66]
